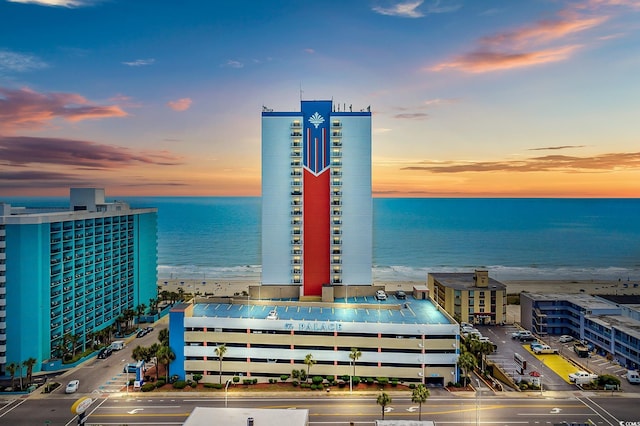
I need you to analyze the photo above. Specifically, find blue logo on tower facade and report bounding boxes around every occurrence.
[302,101,332,175]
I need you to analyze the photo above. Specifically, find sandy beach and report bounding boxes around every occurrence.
[157,278,640,297]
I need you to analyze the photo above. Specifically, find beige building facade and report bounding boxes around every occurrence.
[427,270,507,325]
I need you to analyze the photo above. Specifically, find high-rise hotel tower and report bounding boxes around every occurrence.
[262,100,372,296]
[0,188,157,375]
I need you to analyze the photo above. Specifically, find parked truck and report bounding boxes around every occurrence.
[573,342,590,358]
[568,370,598,384]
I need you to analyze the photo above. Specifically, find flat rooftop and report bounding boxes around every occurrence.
[430,272,507,291]
[525,292,621,310]
[192,295,451,325]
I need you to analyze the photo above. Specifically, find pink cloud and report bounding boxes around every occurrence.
[0,86,127,132]
[429,7,612,73]
[480,16,607,47]
[167,97,192,111]
[430,45,580,73]
[0,135,183,168]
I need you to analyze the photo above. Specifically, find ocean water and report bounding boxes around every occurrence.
[3,196,640,282]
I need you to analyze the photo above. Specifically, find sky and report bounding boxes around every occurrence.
[1,0,639,198]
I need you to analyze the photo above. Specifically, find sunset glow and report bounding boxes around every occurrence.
[1,0,639,197]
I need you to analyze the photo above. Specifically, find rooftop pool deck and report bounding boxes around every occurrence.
[192,295,451,325]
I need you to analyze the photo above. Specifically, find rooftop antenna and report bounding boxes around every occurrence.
[299,82,303,102]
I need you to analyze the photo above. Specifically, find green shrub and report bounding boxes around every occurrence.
[310,384,318,390]
[192,374,203,383]
[173,380,188,389]
[292,380,299,387]
[341,374,350,381]
[242,379,253,385]
[312,376,324,385]
[598,375,621,387]
[326,375,334,382]
[376,377,389,385]
[252,378,258,385]
[204,383,224,389]
[409,383,416,389]
[141,383,156,392]
[352,376,361,385]
[367,377,374,385]
[232,376,240,383]
[391,380,398,387]
[156,379,166,388]
[280,375,289,382]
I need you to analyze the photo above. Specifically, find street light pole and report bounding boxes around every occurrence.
[476,379,481,426]
[225,379,232,407]
[122,360,129,395]
[349,359,352,393]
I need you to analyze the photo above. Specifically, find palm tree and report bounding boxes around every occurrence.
[411,384,430,421]
[135,304,147,325]
[156,345,176,381]
[215,344,227,384]
[376,392,392,420]
[304,353,316,383]
[70,333,82,357]
[149,343,161,381]
[132,345,147,362]
[23,357,37,386]
[158,328,169,346]
[349,348,362,379]
[6,362,17,389]
[458,351,477,387]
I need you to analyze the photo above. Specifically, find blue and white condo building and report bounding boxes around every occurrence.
[0,188,157,376]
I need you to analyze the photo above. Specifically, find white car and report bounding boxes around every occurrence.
[559,335,573,343]
[65,380,79,394]
[375,290,387,300]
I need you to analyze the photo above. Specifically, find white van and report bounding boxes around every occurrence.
[110,340,125,351]
[627,370,640,384]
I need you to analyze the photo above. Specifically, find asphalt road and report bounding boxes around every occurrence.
[1,393,638,425]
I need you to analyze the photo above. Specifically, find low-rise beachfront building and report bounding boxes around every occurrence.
[0,188,157,376]
[520,293,640,370]
[427,270,507,325]
[168,294,460,386]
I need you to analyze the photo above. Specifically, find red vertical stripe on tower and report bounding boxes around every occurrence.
[303,169,330,296]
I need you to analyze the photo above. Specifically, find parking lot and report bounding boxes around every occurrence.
[476,324,637,392]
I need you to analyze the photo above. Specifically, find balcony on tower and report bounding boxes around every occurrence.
[291,198,302,206]
[331,131,342,137]
[291,207,302,216]
[291,121,302,129]
[331,198,342,206]
[291,131,302,137]
[332,217,342,225]
[331,169,342,177]
[332,228,342,235]
[332,140,342,147]
[291,149,301,157]
[331,247,342,255]
[331,120,342,128]
[291,257,302,265]
[291,169,302,177]
[332,238,342,245]
[331,256,342,264]
[331,149,342,157]
[331,208,341,216]
[291,228,302,235]
[291,140,302,148]
[331,179,342,186]
[291,179,302,187]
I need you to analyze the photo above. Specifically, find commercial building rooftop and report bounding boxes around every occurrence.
[429,272,507,291]
[191,295,451,325]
